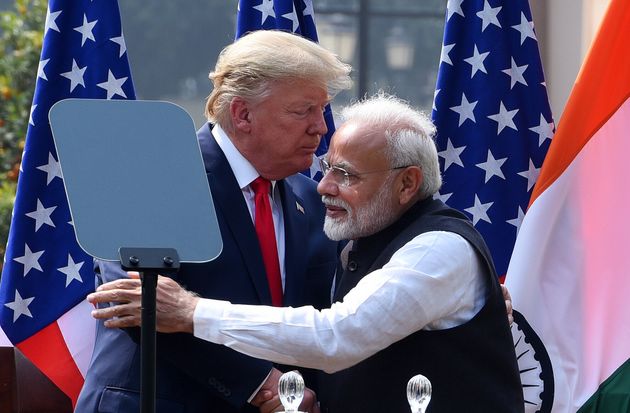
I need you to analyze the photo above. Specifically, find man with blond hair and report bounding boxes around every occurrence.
[75,30,351,413]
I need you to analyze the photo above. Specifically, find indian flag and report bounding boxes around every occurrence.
[505,0,630,411]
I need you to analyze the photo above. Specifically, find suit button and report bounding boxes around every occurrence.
[347,261,358,271]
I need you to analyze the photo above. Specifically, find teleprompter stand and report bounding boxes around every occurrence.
[49,100,223,413]
[120,247,181,413]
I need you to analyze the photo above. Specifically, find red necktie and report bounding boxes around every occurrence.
[251,177,283,306]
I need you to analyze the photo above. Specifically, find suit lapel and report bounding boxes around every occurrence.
[197,125,273,305]
[278,179,308,306]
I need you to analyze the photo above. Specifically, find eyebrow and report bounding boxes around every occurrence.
[330,159,357,172]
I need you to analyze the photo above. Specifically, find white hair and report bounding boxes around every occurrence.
[340,92,442,198]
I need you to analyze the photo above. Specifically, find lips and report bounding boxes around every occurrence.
[324,204,347,219]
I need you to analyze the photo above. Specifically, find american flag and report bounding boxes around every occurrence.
[0,0,134,405]
[432,0,553,277]
[237,0,334,178]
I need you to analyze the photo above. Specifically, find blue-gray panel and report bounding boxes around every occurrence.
[49,99,222,262]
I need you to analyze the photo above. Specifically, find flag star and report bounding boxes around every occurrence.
[507,206,526,232]
[511,12,537,45]
[517,159,541,191]
[432,88,440,111]
[464,45,490,78]
[446,0,465,21]
[450,93,478,126]
[464,195,493,225]
[97,70,128,99]
[37,58,50,81]
[253,0,275,25]
[438,138,466,171]
[25,199,57,231]
[502,57,528,89]
[487,101,519,134]
[60,59,87,93]
[303,0,315,18]
[110,34,127,58]
[4,290,35,323]
[282,4,300,32]
[13,244,45,277]
[29,104,37,126]
[37,152,63,185]
[476,0,502,32]
[529,114,554,146]
[440,43,455,66]
[58,254,85,287]
[45,8,62,35]
[434,192,453,203]
[476,149,507,183]
[73,14,98,47]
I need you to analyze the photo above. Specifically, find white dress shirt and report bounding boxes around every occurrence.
[212,125,286,289]
[193,230,487,373]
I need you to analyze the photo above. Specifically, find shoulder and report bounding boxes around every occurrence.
[389,231,476,270]
[284,173,320,204]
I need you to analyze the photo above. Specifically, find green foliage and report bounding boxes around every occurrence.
[0,180,16,266]
[0,0,46,270]
[0,0,45,178]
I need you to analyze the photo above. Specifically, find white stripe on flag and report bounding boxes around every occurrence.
[57,299,96,378]
[0,323,12,347]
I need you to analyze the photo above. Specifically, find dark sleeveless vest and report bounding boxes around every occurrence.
[319,198,524,413]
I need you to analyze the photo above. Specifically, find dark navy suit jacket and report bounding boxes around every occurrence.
[75,124,338,412]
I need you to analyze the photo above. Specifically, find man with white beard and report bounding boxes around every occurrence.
[90,93,524,413]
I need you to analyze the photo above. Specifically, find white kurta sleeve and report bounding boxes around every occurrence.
[193,231,486,373]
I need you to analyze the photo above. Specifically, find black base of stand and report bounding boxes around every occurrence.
[119,247,181,413]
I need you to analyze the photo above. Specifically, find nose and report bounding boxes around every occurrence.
[309,109,328,136]
[317,169,339,197]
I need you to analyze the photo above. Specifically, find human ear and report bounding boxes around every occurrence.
[398,166,423,205]
[230,97,251,133]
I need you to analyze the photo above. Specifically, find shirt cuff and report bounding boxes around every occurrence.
[192,298,228,343]
[247,369,273,403]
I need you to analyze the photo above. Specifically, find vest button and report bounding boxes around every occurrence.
[347,261,358,271]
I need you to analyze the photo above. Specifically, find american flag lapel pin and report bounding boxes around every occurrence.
[296,201,305,214]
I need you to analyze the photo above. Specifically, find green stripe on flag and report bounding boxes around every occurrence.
[577,358,630,412]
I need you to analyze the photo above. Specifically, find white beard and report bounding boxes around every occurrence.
[322,175,398,241]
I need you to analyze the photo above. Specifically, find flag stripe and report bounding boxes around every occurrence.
[0,324,11,346]
[531,0,630,203]
[17,321,85,406]
[57,299,96,378]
